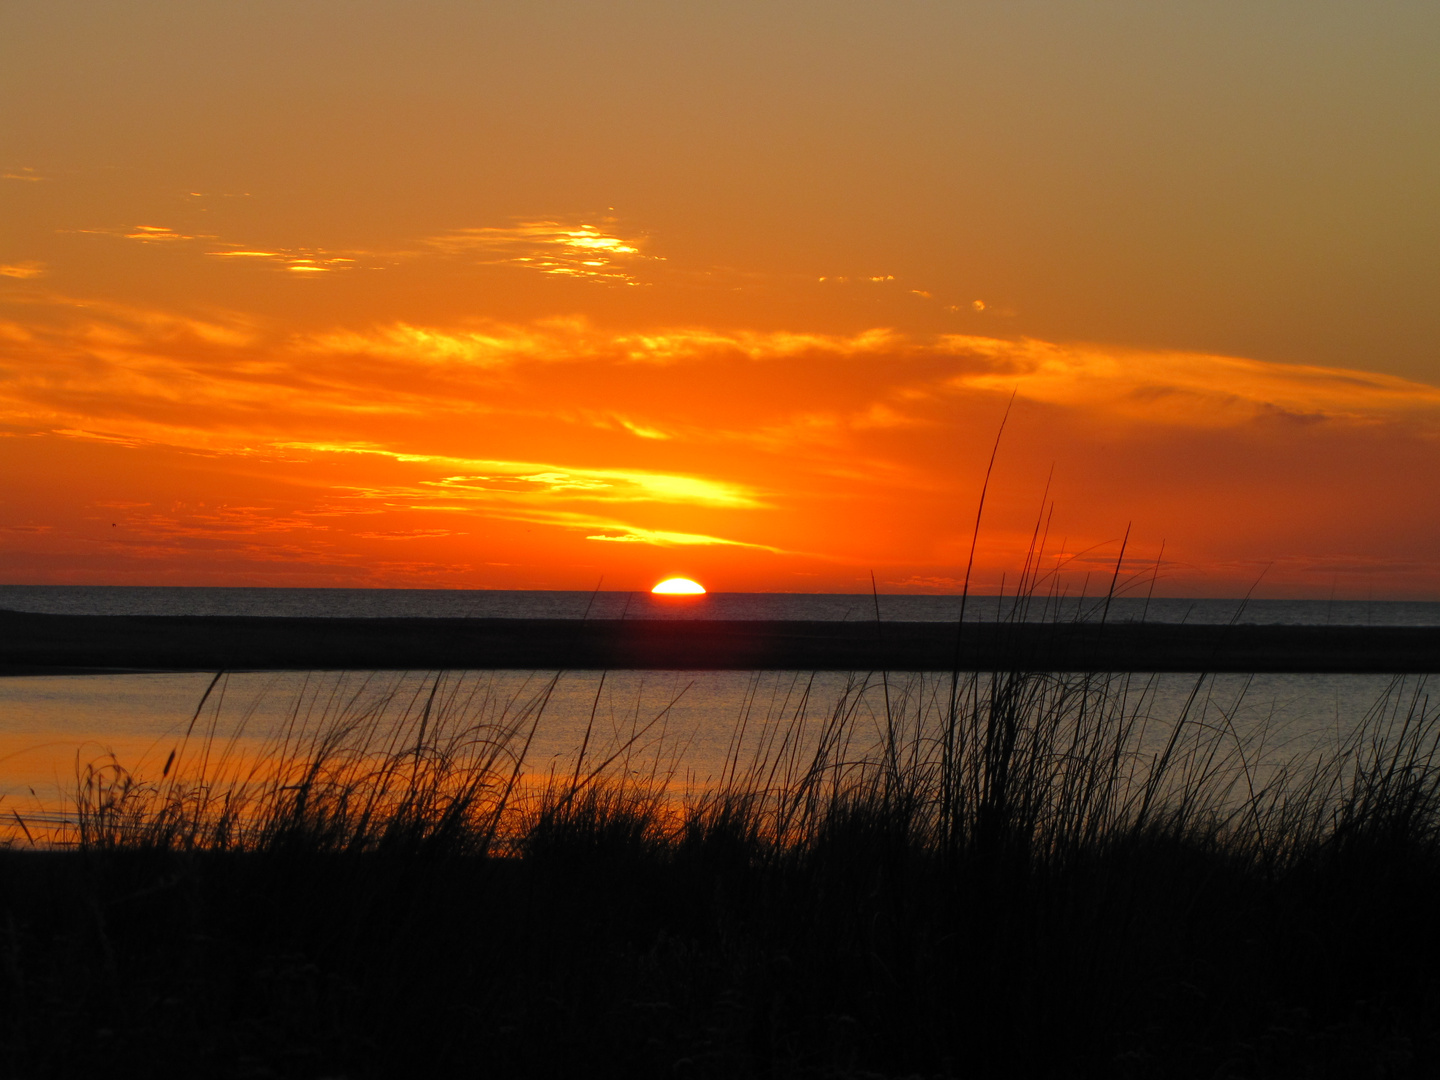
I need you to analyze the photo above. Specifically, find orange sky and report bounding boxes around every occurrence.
[2,2,1439,598]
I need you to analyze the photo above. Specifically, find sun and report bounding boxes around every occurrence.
[651,577,706,595]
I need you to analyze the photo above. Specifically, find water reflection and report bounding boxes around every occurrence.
[0,668,1424,842]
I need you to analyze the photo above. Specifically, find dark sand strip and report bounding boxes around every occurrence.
[2,609,1438,673]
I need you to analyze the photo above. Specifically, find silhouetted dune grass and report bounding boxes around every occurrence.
[2,664,1438,1078]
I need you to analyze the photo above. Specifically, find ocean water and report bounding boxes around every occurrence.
[3,584,1439,625]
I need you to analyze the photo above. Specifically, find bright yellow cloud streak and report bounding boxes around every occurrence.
[486,508,791,552]
[411,462,759,509]
[426,220,649,282]
[305,321,904,369]
[586,526,772,549]
[268,443,761,510]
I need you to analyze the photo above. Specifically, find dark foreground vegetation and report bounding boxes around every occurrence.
[3,667,1439,1078]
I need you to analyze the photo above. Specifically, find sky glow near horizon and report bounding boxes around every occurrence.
[2,2,1438,598]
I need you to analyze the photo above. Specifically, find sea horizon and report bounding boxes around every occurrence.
[3,583,1438,626]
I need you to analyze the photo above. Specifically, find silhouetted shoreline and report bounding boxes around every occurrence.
[2,608,1438,673]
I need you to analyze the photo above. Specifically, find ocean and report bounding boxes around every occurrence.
[3,584,1439,625]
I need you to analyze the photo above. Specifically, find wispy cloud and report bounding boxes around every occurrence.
[942,335,1440,426]
[305,320,900,369]
[615,417,670,440]
[6,298,1439,465]
[1,167,43,183]
[437,506,781,551]
[76,223,370,273]
[421,463,760,509]
[272,444,761,510]
[583,523,779,549]
[354,528,461,540]
[426,219,655,283]
[79,224,215,244]
[203,248,359,273]
[262,448,776,552]
[0,263,44,280]
[814,270,1008,320]
[72,213,662,282]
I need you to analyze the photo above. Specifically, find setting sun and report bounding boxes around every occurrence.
[651,578,706,595]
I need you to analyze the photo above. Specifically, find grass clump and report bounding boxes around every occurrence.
[2,666,1438,1078]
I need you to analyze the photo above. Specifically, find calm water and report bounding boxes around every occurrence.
[3,584,1439,625]
[0,668,1429,828]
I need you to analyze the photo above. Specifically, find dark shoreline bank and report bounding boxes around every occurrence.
[3,608,1438,673]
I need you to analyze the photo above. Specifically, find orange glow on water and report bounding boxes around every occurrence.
[652,578,707,595]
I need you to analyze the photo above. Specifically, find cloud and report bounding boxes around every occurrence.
[258,451,779,553]
[352,496,780,552]
[5,297,1439,480]
[54,428,160,448]
[6,298,1440,494]
[941,335,1440,427]
[204,248,359,273]
[432,506,780,550]
[101,225,214,243]
[583,524,778,549]
[426,220,654,283]
[616,417,670,440]
[74,213,665,282]
[295,450,762,510]
[76,222,370,273]
[1,167,43,182]
[428,464,760,508]
[305,322,560,368]
[304,320,900,369]
[354,529,461,540]
[0,263,44,280]
[263,442,759,508]
[222,445,771,550]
